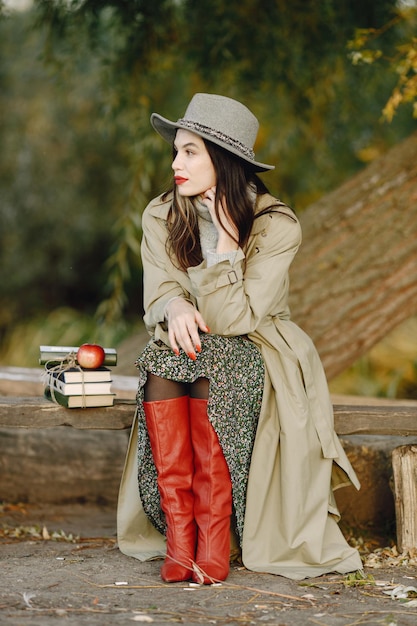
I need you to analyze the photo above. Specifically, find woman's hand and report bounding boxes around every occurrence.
[166,298,209,360]
[202,187,239,253]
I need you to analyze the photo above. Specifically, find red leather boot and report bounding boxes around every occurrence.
[189,397,232,584]
[144,396,196,582]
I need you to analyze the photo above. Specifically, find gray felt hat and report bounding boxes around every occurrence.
[150,93,274,172]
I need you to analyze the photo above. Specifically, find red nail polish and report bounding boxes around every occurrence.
[173,348,180,356]
[188,352,196,361]
[206,326,211,333]
[196,344,201,353]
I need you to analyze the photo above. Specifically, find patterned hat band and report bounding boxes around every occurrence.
[177,118,256,161]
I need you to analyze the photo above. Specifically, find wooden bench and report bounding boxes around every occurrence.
[1,366,417,552]
[0,395,416,435]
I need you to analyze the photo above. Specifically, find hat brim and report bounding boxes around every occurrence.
[151,113,274,172]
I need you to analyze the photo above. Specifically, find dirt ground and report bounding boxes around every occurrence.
[1,503,417,626]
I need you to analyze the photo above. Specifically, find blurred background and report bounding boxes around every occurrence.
[0,0,416,396]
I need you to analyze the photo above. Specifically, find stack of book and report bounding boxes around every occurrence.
[41,345,117,408]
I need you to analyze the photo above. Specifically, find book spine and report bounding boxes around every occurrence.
[44,387,70,408]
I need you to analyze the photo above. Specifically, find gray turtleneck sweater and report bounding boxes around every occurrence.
[195,200,238,268]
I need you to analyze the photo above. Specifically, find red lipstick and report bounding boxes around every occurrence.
[174,176,188,185]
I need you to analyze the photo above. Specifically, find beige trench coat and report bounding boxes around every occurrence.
[117,192,362,580]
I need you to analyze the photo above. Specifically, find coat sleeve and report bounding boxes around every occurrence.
[141,206,192,334]
[187,211,302,336]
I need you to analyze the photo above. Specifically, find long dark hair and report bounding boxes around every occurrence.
[164,139,270,271]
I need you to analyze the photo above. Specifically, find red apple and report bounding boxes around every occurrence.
[76,343,105,369]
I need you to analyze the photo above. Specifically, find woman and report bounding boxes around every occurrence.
[117,93,362,583]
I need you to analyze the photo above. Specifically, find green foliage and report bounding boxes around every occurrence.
[348,5,417,121]
[27,0,192,323]
[0,306,138,368]
[0,11,128,326]
[181,0,417,205]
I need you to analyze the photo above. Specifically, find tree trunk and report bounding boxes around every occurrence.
[289,131,417,380]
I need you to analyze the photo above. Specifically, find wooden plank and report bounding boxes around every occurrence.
[333,404,417,436]
[392,445,417,552]
[0,397,136,430]
[0,397,416,434]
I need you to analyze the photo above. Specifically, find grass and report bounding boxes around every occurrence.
[0,307,140,369]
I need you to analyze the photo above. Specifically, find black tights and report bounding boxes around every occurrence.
[144,373,209,402]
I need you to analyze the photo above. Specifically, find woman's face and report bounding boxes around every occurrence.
[172,129,217,197]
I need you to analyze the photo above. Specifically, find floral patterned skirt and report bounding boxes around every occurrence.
[135,333,265,544]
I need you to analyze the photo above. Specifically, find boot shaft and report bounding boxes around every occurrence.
[144,396,196,582]
[189,397,232,584]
